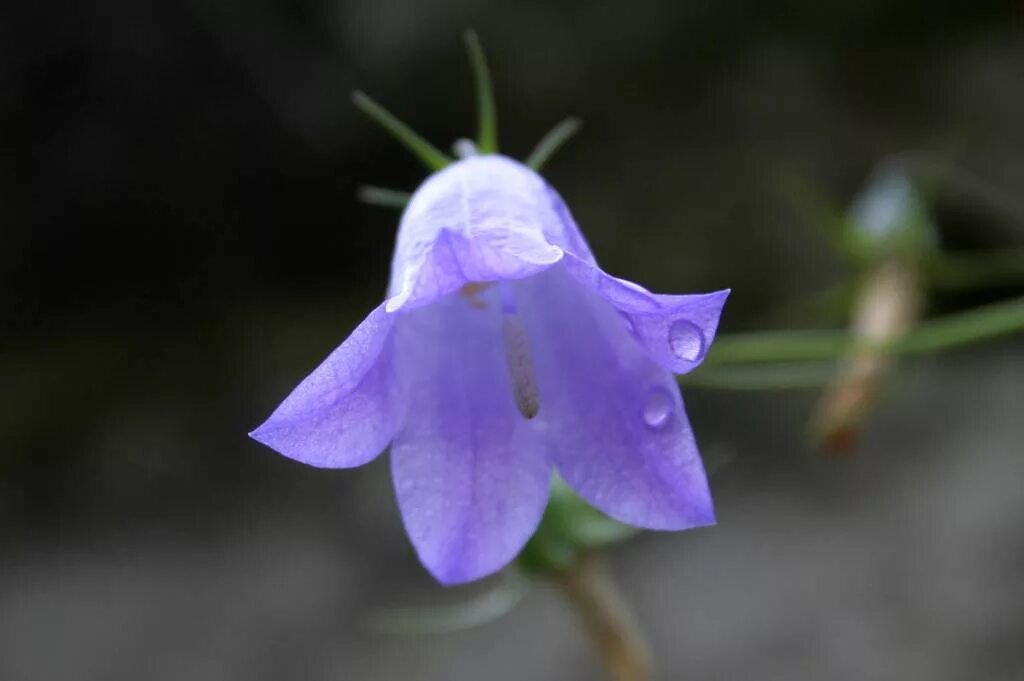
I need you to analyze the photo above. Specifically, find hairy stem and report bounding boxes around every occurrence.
[554,553,652,681]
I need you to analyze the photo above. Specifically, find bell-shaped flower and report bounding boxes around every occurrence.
[251,155,728,584]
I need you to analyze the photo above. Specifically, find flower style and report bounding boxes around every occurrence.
[250,155,729,584]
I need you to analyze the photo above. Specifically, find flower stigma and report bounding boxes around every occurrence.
[498,282,540,419]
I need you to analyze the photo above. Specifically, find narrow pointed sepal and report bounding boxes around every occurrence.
[526,117,581,170]
[352,91,453,171]
[464,30,498,154]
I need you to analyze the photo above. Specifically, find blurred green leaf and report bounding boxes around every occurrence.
[704,295,1024,370]
[899,295,1024,354]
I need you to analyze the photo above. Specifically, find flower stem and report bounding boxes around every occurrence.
[553,553,652,681]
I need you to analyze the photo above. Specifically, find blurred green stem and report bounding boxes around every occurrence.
[707,295,1024,366]
[900,295,1024,354]
[554,553,652,681]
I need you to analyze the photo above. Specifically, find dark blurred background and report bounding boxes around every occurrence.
[3,1,1023,679]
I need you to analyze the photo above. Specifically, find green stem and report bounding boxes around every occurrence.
[554,554,652,681]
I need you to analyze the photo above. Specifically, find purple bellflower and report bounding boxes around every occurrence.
[250,154,729,584]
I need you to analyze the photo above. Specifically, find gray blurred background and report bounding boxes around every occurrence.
[2,1,1023,679]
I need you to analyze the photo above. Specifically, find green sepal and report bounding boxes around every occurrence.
[526,117,582,170]
[352,91,453,171]
[517,475,638,576]
[464,30,498,154]
[357,185,412,209]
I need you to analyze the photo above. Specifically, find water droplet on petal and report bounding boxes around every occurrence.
[642,387,674,429]
[668,320,704,362]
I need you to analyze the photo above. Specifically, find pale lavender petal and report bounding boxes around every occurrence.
[541,182,596,264]
[563,255,729,374]
[391,287,551,584]
[516,265,715,530]
[386,227,562,313]
[249,303,401,468]
[386,156,593,313]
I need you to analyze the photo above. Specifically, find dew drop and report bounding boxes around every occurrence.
[668,320,704,362]
[642,387,674,429]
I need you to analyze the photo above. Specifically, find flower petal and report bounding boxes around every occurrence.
[516,265,715,530]
[386,156,592,313]
[386,227,562,313]
[249,303,401,468]
[391,288,551,584]
[562,256,729,374]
